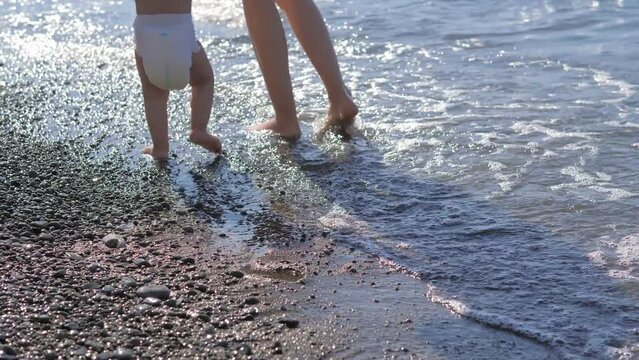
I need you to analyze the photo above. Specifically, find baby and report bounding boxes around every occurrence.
[134,0,221,160]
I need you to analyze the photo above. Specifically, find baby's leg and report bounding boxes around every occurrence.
[189,45,222,155]
[136,53,170,160]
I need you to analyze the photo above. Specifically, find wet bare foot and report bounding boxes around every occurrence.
[319,91,359,137]
[189,131,223,155]
[142,145,169,160]
[250,118,302,140]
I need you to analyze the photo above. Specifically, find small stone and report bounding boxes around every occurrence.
[278,319,299,329]
[144,297,162,307]
[181,257,195,265]
[88,263,102,273]
[1,345,17,356]
[102,234,125,249]
[67,252,83,261]
[113,347,133,360]
[53,269,66,279]
[31,221,49,229]
[182,226,194,233]
[85,340,104,353]
[31,314,50,323]
[133,258,151,267]
[101,285,115,295]
[84,282,101,290]
[97,352,112,360]
[43,350,57,360]
[120,277,137,288]
[39,233,54,241]
[136,285,170,300]
[244,297,260,305]
[228,270,245,279]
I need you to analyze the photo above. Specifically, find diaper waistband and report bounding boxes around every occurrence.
[134,14,193,27]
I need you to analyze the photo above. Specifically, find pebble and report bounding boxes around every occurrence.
[136,285,170,300]
[101,285,115,295]
[144,297,162,307]
[228,270,245,279]
[31,221,49,229]
[43,350,57,360]
[113,347,134,360]
[88,263,102,273]
[120,277,137,288]
[102,234,125,249]
[1,345,17,356]
[133,258,151,267]
[279,319,300,329]
[38,233,54,241]
[244,297,260,305]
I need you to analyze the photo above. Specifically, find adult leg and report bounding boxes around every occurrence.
[275,0,358,129]
[189,44,222,154]
[136,53,170,160]
[242,0,301,140]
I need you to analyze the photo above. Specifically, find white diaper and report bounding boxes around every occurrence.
[134,14,200,90]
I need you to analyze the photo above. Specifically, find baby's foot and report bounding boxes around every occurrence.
[189,131,223,155]
[142,145,169,160]
[250,118,302,141]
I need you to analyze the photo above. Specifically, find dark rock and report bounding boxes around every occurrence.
[102,234,125,249]
[228,270,244,279]
[181,257,195,265]
[133,258,151,268]
[1,345,17,356]
[53,269,66,279]
[85,340,104,353]
[136,285,170,300]
[38,233,54,241]
[88,263,102,273]
[113,347,133,360]
[31,314,50,323]
[244,297,260,305]
[120,277,137,288]
[279,319,300,329]
[43,350,57,360]
[101,285,115,295]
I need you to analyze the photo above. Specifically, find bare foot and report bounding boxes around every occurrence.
[189,131,223,155]
[319,91,359,137]
[142,145,169,160]
[249,118,302,140]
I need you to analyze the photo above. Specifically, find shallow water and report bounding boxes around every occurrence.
[1,0,638,358]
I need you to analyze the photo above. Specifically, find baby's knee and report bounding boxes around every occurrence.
[191,69,214,88]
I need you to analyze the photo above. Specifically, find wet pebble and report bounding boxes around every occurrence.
[136,285,170,300]
[279,319,299,329]
[244,297,260,305]
[144,297,162,307]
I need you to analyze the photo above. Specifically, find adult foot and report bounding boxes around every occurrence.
[320,91,359,136]
[250,118,302,140]
[189,131,223,155]
[142,145,169,160]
